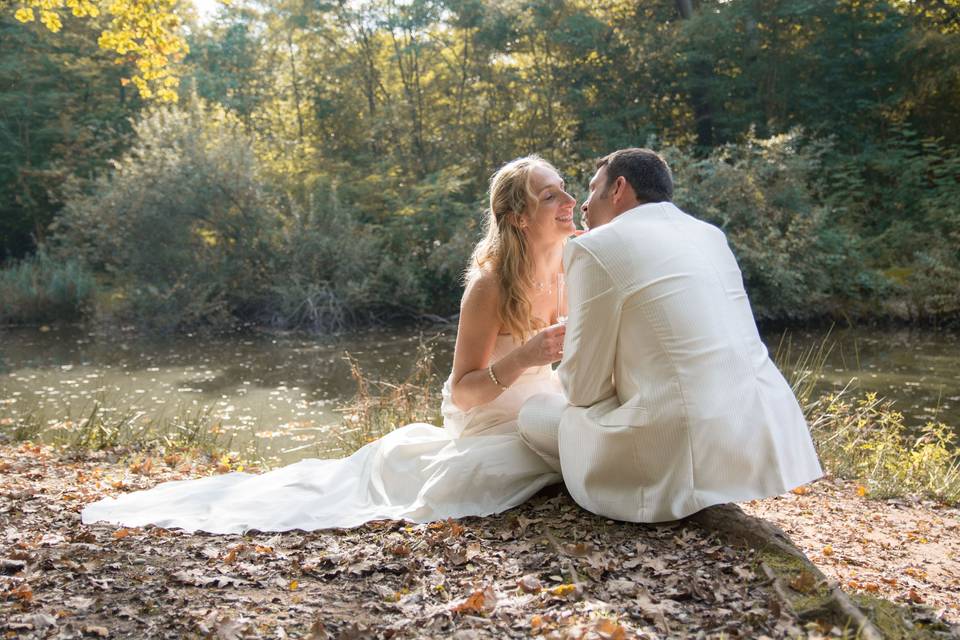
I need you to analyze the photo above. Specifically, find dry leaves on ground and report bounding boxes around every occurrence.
[1,443,956,638]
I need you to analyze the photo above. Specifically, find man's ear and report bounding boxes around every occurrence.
[611,176,628,204]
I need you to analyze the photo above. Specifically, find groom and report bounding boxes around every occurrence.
[518,148,822,522]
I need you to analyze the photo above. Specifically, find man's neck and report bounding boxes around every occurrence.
[612,199,644,218]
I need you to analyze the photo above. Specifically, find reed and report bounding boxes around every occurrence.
[0,397,252,466]
[325,338,442,457]
[0,250,96,325]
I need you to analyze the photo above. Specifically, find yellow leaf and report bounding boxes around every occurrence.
[39,10,62,32]
[289,580,299,591]
[14,7,35,22]
[822,545,834,556]
[856,484,868,497]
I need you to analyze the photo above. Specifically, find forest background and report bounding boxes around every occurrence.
[1,0,959,335]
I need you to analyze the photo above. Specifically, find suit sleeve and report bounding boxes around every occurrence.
[558,241,619,407]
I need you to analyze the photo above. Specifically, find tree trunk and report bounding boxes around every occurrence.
[674,0,714,147]
[287,30,305,143]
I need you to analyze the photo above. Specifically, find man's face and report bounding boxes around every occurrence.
[580,165,617,230]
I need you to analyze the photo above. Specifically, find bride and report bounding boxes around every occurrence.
[81,155,579,534]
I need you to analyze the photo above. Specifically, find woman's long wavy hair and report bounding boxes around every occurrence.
[466,155,554,341]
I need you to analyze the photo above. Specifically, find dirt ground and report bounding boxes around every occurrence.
[1,443,957,639]
[742,476,960,621]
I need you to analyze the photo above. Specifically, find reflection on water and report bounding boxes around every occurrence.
[772,327,960,427]
[0,326,455,464]
[0,325,957,464]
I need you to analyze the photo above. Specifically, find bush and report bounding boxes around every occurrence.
[52,97,279,333]
[808,391,960,504]
[666,131,878,322]
[0,249,96,325]
[823,127,960,321]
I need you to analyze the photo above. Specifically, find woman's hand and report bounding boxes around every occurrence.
[519,324,566,367]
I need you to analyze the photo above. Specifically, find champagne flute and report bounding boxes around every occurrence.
[556,273,567,324]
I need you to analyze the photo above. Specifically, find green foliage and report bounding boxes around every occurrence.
[823,127,960,320]
[4,0,959,329]
[668,132,879,321]
[0,15,137,262]
[0,248,96,324]
[780,334,960,505]
[0,396,257,466]
[52,97,279,333]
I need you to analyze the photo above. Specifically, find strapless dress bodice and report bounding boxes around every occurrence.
[441,335,561,438]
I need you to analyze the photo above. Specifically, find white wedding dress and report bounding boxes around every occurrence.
[81,336,562,534]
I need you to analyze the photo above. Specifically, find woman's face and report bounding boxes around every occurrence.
[520,166,577,242]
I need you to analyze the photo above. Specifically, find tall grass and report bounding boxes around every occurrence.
[0,249,96,325]
[0,397,246,465]
[324,339,442,457]
[777,333,960,504]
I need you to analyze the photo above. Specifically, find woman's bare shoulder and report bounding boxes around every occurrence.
[462,270,501,309]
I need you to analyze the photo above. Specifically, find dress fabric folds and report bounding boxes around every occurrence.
[81,336,562,534]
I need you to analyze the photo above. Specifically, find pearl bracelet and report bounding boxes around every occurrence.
[487,363,508,390]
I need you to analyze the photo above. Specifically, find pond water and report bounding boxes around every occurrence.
[1,325,957,465]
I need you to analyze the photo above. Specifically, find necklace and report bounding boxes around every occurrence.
[532,275,554,295]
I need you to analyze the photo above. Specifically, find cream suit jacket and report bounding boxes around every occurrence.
[556,202,823,522]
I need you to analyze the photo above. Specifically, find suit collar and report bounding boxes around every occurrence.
[609,201,675,227]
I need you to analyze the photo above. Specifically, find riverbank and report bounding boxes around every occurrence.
[2,443,956,639]
[3,324,960,463]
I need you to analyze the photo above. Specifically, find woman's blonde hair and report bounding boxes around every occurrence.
[467,155,555,341]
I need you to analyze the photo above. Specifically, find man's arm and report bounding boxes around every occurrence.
[558,241,619,407]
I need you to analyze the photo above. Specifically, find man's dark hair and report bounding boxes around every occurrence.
[597,148,673,204]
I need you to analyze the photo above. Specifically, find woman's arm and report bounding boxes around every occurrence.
[450,273,564,411]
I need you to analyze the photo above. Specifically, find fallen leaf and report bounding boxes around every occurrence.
[592,618,627,640]
[517,575,542,594]
[7,582,33,603]
[216,617,246,640]
[451,585,496,616]
[549,583,578,598]
[304,619,329,640]
[789,570,817,594]
[563,542,593,557]
[112,528,131,540]
[633,587,671,634]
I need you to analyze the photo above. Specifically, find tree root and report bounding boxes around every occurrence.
[691,503,883,639]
